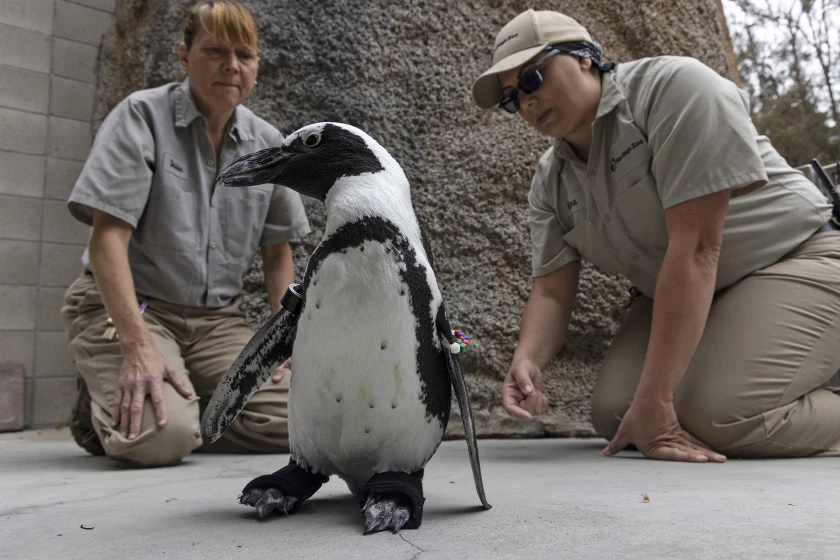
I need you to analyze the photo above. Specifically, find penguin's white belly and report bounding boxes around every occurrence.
[288,240,444,488]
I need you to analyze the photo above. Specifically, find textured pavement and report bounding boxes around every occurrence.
[2,430,838,559]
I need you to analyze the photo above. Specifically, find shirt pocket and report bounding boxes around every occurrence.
[614,172,668,252]
[610,128,653,193]
[223,185,272,258]
[562,220,624,275]
[139,180,199,252]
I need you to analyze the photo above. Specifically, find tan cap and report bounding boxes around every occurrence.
[472,10,592,109]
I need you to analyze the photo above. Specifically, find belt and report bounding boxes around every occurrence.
[815,219,840,234]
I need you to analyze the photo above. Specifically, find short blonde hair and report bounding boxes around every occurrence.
[182,1,259,52]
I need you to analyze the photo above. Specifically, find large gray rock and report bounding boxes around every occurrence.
[95,0,738,437]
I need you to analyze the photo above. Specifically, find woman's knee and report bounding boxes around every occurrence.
[673,390,744,452]
[104,412,202,467]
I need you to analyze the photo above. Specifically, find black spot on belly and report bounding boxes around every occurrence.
[316,302,320,309]
[365,427,371,434]
[303,216,452,425]
[360,246,364,252]
[335,392,342,403]
[381,341,387,350]
[369,401,375,409]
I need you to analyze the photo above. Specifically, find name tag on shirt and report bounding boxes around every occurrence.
[163,152,187,181]
[558,180,587,228]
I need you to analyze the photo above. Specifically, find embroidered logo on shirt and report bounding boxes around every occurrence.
[163,152,187,180]
[567,199,579,210]
[610,140,644,172]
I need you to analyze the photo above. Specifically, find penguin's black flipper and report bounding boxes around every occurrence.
[200,307,299,444]
[436,303,492,511]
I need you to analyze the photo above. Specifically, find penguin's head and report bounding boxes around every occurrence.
[218,122,391,202]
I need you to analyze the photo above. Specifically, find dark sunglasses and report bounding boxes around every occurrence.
[499,49,562,114]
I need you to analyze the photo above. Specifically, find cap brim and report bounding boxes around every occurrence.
[471,45,548,109]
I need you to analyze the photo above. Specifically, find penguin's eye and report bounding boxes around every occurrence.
[303,133,321,147]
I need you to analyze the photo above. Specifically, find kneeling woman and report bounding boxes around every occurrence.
[474,9,840,461]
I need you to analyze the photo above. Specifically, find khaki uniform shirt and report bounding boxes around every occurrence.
[529,56,831,297]
[68,79,311,308]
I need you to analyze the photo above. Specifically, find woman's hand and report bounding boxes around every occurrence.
[112,342,193,440]
[502,359,549,420]
[603,396,726,462]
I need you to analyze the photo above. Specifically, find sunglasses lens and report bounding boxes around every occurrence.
[498,52,554,114]
[519,68,543,94]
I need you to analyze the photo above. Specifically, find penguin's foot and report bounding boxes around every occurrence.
[239,459,329,520]
[358,470,425,534]
[240,488,298,519]
[361,493,412,534]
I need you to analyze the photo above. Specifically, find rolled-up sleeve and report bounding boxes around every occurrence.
[260,185,312,245]
[67,97,155,227]
[529,157,579,277]
[645,58,768,210]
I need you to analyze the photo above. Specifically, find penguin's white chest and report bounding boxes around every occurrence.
[288,239,444,485]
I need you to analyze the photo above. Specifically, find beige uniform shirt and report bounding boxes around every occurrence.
[68,79,311,308]
[529,56,831,297]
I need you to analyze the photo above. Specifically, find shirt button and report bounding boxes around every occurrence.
[211,198,217,208]
[602,213,611,223]
[587,170,595,178]
[207,158,215,167]
[210,241,216,249]
[209,282,215,289]
[631,253,639,262]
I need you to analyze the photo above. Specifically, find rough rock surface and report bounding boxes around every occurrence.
[95,0,738,437]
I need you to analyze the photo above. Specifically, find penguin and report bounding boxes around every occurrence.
[201,122,491,535]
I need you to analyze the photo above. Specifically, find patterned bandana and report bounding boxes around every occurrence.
[552,41,616,72]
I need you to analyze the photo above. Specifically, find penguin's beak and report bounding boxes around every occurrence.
[217,146,292,187]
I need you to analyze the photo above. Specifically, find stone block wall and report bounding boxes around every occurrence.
[0,0,115,427]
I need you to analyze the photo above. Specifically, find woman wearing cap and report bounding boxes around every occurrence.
[61,1,310,466]
[474,9,840,461]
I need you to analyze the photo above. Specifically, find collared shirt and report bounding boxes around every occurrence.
[68,79,311,308]
[529,56,831,297]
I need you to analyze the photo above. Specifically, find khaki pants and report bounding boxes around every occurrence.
[61,273,290,466]
[591,231,840,457]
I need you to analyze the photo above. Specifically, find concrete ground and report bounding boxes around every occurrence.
[1,430,838,559]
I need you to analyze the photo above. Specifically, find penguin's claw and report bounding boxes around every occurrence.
[390,506,410,533]
[362,494,412,535]
[361,495,377,512]
[241,488,298,519]
[239,489,262,507]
